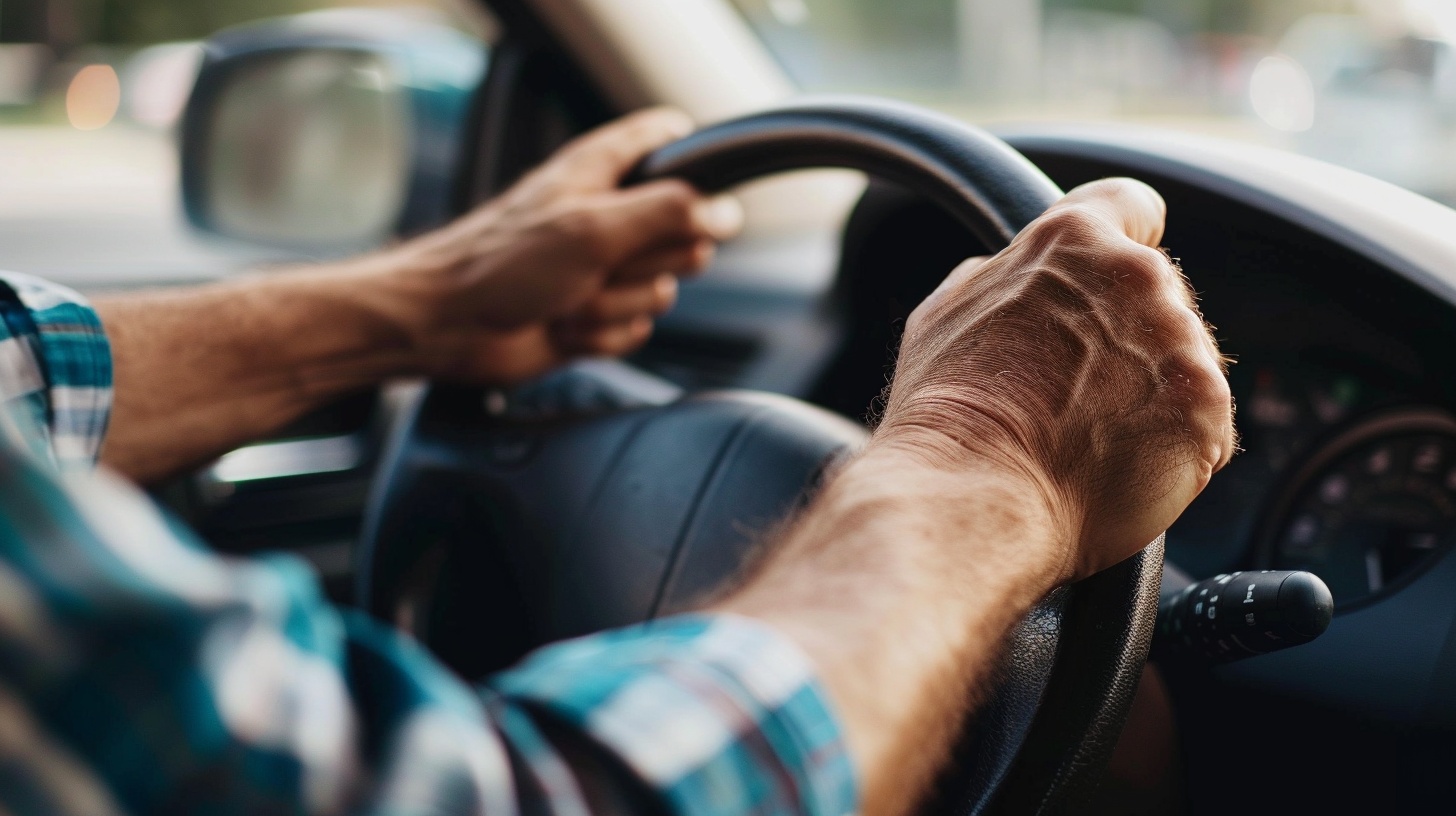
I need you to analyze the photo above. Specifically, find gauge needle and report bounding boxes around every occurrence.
[1365,548,1384,593]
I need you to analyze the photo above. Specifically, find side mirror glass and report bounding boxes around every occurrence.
[181,10,486,251]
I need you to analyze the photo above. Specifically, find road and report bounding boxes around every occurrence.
[0,125,298,292]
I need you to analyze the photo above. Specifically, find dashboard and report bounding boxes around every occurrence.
[826,130,1456,812]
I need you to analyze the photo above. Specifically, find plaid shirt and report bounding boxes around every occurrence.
[0,273,856,816]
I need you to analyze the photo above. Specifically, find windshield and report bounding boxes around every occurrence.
[727,0,1456,205]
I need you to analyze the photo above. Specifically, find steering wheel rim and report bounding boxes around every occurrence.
[358,95,1164,816]
[627,95,1057,249]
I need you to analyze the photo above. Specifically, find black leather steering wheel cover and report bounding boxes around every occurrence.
[971,538,1166,816]
[627,96,1059,252]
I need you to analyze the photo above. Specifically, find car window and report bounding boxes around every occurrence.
[0,0,489,290]
[726,0,1456,207]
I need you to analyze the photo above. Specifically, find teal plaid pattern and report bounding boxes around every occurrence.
[0,272,111,468]
[0,273,857,816]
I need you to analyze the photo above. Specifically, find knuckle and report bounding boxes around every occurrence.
[657,178,698,204]
[1092,177,1147,205]
[1183,360,1227,401]
[1162,351,1229,413]
[1115,244,1173,289]
[1028,205,1105,249]
[556,205,614,263]
[1159,302,1205,341]
[580,298,613,322]
[584,329,621,355]
[656,181,701,230]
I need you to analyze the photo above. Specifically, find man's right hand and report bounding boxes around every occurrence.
[721,177,1234,816]
[876,177,1235,581]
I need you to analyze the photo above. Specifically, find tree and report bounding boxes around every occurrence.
[2,0,353,49]
[90,0,328,44]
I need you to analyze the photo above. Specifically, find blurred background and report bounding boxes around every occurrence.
[2,0,1453,283]
[731,0,1456,194]
[0,0,478,283]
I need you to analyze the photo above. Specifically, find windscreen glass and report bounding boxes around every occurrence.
[727,0,1456,205]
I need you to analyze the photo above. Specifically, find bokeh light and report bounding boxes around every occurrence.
[66,65,122,131]
[1249,55,1316,133]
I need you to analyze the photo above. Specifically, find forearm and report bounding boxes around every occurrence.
[717,451,1068,816]
[95,259,425,483]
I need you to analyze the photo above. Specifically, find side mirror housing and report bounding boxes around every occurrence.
[180,10,486,250]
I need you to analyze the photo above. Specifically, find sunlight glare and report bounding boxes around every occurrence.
[1249,55,1316,133]
[766,0,809,26]
[1401,0,1456,42]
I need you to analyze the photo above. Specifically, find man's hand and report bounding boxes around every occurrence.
[877,178,1234,579]
[374,107,743,385]
[720,179,1234,816]
[96,108,739,483]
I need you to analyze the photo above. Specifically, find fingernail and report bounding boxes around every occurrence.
[653,107,696,139]
[694,195,745,239]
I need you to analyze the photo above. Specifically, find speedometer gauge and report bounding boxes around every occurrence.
[1258,409,1456,609]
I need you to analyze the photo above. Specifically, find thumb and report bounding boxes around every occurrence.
[1051,178,1168,248]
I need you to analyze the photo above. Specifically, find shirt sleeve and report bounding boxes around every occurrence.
[0,272,112,468]
[0,274,855,816]
[0,450,856,816]
[0,404,854,816]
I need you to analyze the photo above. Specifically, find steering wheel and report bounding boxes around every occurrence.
[356,97,1164,816]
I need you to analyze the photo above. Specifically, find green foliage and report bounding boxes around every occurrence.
[19,0,347,46]
[96,0,337,42]
[90,0,323,43]
[805,0,956,45]
[1043,0,1356,36]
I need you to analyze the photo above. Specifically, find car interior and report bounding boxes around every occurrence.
[10,0,1456,812]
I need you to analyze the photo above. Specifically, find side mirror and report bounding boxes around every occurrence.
[180,10,487,251]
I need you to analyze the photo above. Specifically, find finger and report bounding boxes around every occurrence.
[568,182,742,268]
[575,275,678,324]
[1050,178,1167,248]
[906,255,991,335]
[553,315,655,358]
[613,240,716,284]
[554,107,696,188]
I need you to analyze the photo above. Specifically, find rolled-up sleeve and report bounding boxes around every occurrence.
[492,616,857,816]
[0,449,857,815]
[0,273,856,816]
[0,272,111,468]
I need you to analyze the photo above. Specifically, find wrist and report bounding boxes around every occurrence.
[717,445,1074,803]
[314,249,462,379]
[862,426,1078,567]
[830,449,1074,587]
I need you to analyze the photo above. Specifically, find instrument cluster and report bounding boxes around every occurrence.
[1175,355,1456,609]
